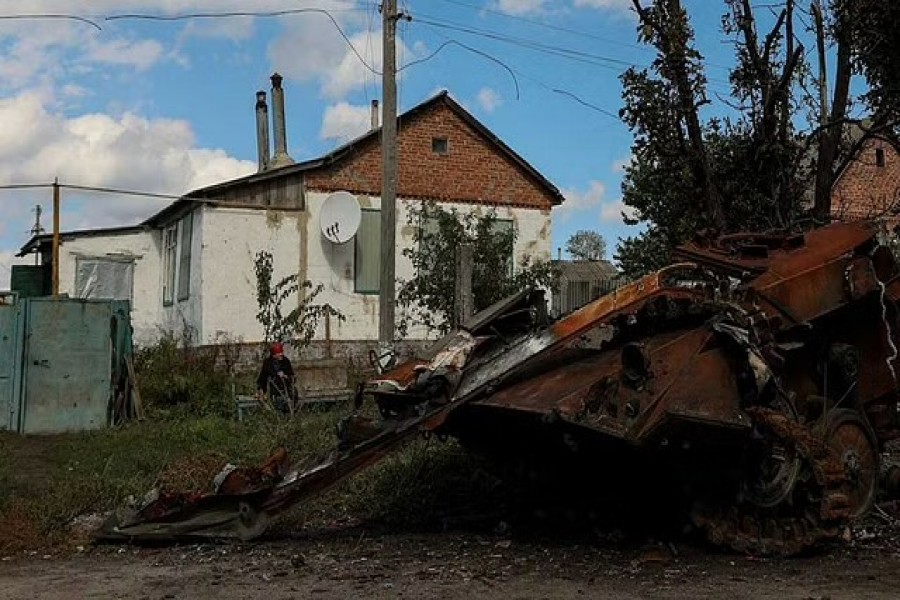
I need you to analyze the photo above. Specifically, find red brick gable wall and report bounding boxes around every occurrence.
[303,101,557,210]
[832,137,900,221]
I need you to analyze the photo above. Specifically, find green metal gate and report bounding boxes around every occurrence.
[21,299,113,433]
[0,294,24,431]
[0,295,131,434]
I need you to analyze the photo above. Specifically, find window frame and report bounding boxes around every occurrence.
[177,212,193,302]
[431,136,449,155]
[162,224,178,306]
[354,208,381,294]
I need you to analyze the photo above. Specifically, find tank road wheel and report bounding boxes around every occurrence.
[235,501,270,541]
[825,409,879,520]
[744,397,802,509]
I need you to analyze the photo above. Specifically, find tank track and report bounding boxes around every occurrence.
[692,407,851,555]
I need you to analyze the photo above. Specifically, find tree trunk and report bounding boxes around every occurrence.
[813,11,852,221]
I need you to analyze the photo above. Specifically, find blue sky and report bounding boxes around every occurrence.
[0,1,858,285]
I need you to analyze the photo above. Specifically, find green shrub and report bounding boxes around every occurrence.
[132,330,234,417]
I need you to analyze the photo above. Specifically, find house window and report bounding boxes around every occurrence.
[876,148,886,168]
[162,224,177,306]
[177,213,192,301]
[432,137,449,155]
[355,209,381,293]
[74,257,134,301]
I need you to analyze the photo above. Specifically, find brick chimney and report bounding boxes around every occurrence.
[255,91,270,172]
[268,72,294,169]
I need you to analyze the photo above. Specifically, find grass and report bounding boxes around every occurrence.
[0,407,504,555]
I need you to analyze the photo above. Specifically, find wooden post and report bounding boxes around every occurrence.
[379,0,398,349]
[455,245,474,328]
[52,178,60,298]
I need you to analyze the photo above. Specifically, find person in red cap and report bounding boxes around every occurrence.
[255,341,297,414]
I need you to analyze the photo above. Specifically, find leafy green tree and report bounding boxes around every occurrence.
[397,202,557,336]
[253,251,343,345]
[615,0,853,278]
[565,230,607,261]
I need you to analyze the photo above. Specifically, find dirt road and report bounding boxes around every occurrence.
[1,527,899,600]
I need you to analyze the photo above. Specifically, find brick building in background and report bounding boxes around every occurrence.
[831,135,900,222]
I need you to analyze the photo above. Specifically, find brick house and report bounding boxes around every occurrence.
[831,135,900,222]
[18,77,564,352]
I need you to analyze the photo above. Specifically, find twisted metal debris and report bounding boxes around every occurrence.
[102,220,900,555]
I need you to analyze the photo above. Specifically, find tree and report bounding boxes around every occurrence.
[397,203,557,336]
[253,251,343,346]
[566,230,607,261]
[615,0,869,278]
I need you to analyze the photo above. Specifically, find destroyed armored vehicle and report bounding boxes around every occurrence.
[103,220,900,555]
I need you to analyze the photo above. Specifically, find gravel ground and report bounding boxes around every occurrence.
[2,521,900,600]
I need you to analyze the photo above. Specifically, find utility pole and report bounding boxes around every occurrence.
[52,178,60,298]
[378,0,399,352]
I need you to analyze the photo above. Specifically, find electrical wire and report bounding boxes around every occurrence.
[432,0,647,51]
[0,182,187,200]
[59,184,183,199]
[0,14,101,30]
[410,27,620,121]
[416,16,637,70]
[401,39,520,100]
[415,15,733,89]
[0,183,55,191]
[106,8,380,76]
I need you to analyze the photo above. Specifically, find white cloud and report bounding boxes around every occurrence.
[0,1,346,93]
[600,199,638,223]
[0,90,255,272]
[558,180,607,219]
[557,180,637,224]
[269,12,414,100]
[573,0,634,13]
[477,87,503,113]
[84,38,164,71]
[495,0,548,15]
[320,102,372,143]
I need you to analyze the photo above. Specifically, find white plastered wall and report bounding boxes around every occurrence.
[54,230,161,344]
[198,206,302,344]
[305,191,553,341]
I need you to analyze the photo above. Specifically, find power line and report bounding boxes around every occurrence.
[107,8,379,75]
[411,27,621,121]
[416,17,733,87]
[400,40,520,99]
[60,184,182,200]
[0,182,183,200]
[0,14,101,30]
[416,16,636,70]
[0,183,55,191]
[551,89,620,120]
[432,0,647,51]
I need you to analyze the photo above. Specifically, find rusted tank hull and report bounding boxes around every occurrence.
[101,221,900,555]
[367,220,900,554]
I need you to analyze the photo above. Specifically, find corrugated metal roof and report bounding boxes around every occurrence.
[552,260,619,281]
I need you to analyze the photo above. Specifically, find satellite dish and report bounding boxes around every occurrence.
[320,191,361,244]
